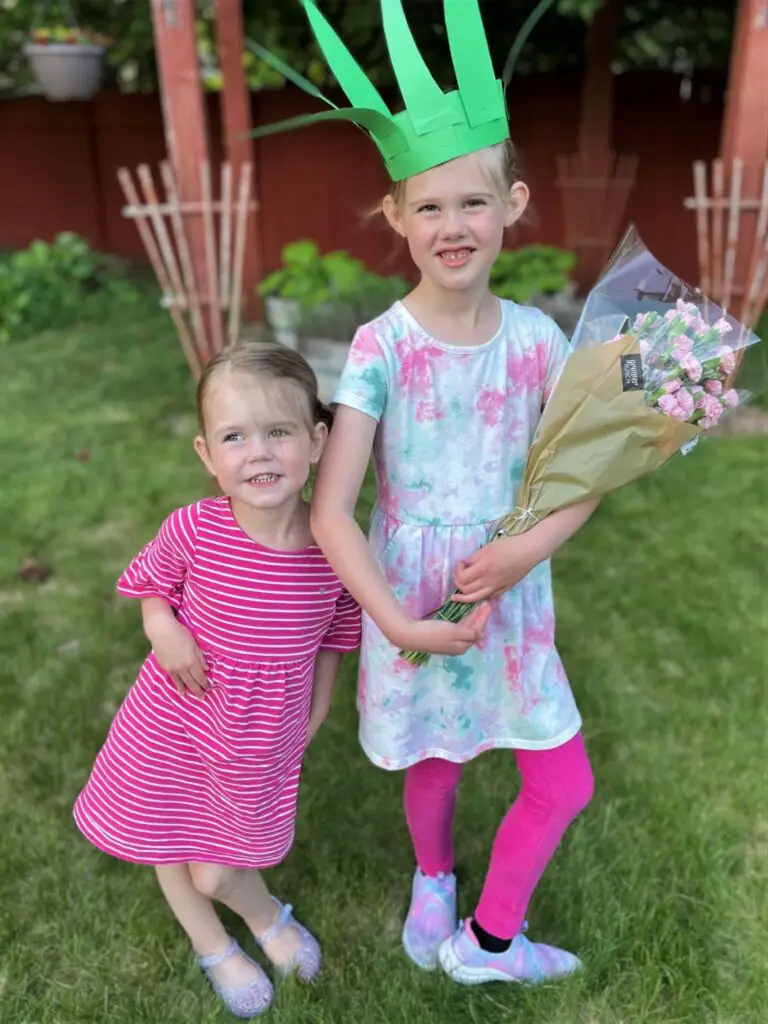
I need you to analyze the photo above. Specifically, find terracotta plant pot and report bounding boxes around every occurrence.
[25,42,106,101]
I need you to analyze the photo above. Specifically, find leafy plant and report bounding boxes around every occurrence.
[257,240,331,308]
[258,239,408,334]
[0,233,142,345]
[28,26,111,47]
[490,244,576,304]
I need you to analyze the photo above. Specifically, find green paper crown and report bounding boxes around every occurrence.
[248,0,557,182]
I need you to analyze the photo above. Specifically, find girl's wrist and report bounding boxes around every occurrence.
[383,607,416,649]
[527,527,555,565]
[499,530,551,569]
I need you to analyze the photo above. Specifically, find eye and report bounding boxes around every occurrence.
[269,427,290,438]
[223,432,243,443]
[465,198,487,208]
[417,203,439,213]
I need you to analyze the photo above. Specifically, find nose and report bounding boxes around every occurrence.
[439,207,466,239]
[245,434,270,461]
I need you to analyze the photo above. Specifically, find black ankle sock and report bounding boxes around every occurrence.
[470,919,512,954]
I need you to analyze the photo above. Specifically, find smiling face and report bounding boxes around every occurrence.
[194,369,326,513]
[383,146,529,296]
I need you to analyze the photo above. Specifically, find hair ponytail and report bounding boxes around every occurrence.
[314,397,335,431]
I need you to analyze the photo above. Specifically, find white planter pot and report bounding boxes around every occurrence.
[265,296,301,349]
[303,337,349,374]
[25,43,106,101]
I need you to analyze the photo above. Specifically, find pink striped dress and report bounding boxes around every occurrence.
[73,497,361,869]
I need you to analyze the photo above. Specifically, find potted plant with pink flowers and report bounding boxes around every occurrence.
[25,24,111,101]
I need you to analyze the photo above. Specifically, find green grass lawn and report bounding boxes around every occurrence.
[1,313,766,1024]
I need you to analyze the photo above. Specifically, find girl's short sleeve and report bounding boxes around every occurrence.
[116,503,200,610]
[333,326,389,422]
[541,318,571,404]
[321,587,362,653]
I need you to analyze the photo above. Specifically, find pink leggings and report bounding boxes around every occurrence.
[403,732,594,939]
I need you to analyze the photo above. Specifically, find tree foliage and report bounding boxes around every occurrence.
[0,0,735,97]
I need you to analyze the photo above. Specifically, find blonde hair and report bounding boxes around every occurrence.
[196,342,333,436]
[386,139,518,212]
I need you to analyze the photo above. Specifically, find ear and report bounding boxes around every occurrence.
[309,421,328,465]
[382,194,407,238]
[194,435,216,476]
[504,181,530,228]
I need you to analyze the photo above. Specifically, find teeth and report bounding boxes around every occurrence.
[250,474,277,483]
[440,250,471,261]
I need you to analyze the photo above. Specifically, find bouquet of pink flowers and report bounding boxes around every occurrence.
[635,304,740,430]
[401,227,763,666]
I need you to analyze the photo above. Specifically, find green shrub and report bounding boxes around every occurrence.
[0,233,143,345]
[490,244,576,304]
[257,238,409,335]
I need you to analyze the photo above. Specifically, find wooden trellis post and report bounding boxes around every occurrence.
[684,159,768,328]
[684,0,768,328]
[119,159,255,379]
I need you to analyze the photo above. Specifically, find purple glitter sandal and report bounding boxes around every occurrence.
[196,937,274,1018]
[254,897,322,982]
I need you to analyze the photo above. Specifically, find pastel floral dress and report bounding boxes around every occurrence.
[333,300,583,770]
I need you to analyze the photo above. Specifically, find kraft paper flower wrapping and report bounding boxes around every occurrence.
[401,226,763,666]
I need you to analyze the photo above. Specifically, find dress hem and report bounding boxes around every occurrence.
[73,808,293,871]
[358,714,583,771]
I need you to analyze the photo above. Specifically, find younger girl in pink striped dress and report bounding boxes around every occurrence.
[74,342,361,1020]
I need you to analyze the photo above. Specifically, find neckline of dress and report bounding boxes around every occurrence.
[217,497,320,556]
[394,298,507,354]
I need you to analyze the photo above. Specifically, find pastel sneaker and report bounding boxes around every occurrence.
[254,897,322,982]
[196,937,274,1018]
[402,869,458,971]
[438,920,583,986]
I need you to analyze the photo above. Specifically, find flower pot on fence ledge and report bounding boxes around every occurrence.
[265,296,301,349]
[24,38,106,101]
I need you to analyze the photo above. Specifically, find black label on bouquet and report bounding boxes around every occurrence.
[620,354,644,392]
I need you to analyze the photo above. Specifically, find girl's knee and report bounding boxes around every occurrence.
[189,862,234,900]
[564,760,594,819]
[406,756,463,795]
[550,746,595,821]
[521,748,595,823]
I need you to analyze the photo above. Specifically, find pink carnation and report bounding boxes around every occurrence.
[723,388,739,408]
[675,388,695,418]
[705,379,723,396]
[699,416,716,430]
[679,354,703,382]
[712,317,733,335]
[702,394,723,422]
[658,394,680,417]
[718,345,736,374]
[672,336,694,356]
[665,378,682,393]
[639,339,650,357]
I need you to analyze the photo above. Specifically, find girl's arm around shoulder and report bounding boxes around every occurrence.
[312,322,489,655]
[311,404,408,642]
[311,406,489,655]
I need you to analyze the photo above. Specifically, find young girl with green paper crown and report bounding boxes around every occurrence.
[253,0,596,986]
